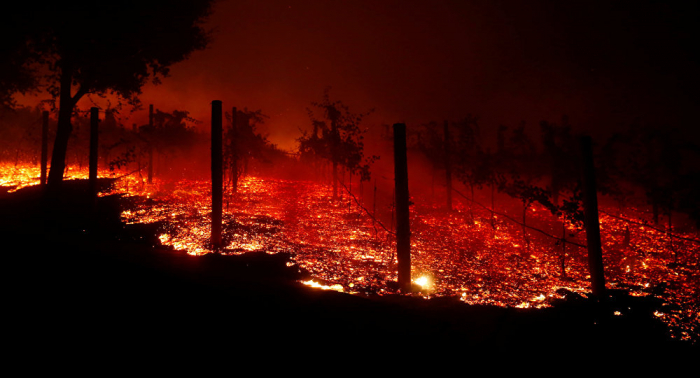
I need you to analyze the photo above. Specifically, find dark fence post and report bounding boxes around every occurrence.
[89,107,99,198]
[211,100,223,250]
[230,106,238,192]
[148,104,154,184]
[580,135,606,298]
[332,119,339,200]
[444,120,452,211]
[41,111,49,186]
[393,123,411,292]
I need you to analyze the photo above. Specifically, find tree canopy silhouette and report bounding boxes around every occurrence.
[6,1,215,191]
[0,17,39,109]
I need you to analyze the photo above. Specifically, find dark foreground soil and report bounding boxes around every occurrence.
[2,180,697,368]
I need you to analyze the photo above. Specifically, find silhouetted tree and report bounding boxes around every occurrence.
[0,19,38,109]
[7,1,214,192]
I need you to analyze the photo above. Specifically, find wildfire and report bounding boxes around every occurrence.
[2,162,698,343]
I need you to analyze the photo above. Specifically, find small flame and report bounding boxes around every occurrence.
[302,280,344,292]
[414,275,433,290]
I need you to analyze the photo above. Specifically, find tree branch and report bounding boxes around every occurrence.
[71,84,89,105]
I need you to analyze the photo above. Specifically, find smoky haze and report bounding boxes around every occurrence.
[15,0,699,150]
[3,2,700,346]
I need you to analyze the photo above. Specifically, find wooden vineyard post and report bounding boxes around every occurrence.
[393,123,411,292]
[332,119,339,201]
[230,106,238,193]
[444,120,452,211]
[40,111,49,186]
[580,135,606,298]
[211,100,223,250]
[89,107,99,199]
[148,104,154,184]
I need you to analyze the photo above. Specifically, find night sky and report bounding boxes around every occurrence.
[20,0,700,150]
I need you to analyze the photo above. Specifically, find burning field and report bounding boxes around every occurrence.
[1,162,698,344]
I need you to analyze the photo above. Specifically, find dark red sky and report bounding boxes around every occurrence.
[21,0,700,150]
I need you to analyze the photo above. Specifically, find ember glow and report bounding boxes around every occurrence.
[0,162,146,196]
[2,163,699,343]
[0,163,95,192]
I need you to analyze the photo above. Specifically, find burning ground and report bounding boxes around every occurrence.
[3,163,698,354]
[120,173,700,344]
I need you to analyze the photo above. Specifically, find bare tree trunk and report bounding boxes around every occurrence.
[580,135,606,298]
[47,60,76,191]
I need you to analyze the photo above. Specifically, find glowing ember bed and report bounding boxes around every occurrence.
[1,163,698,343]
[119,175,698,343]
